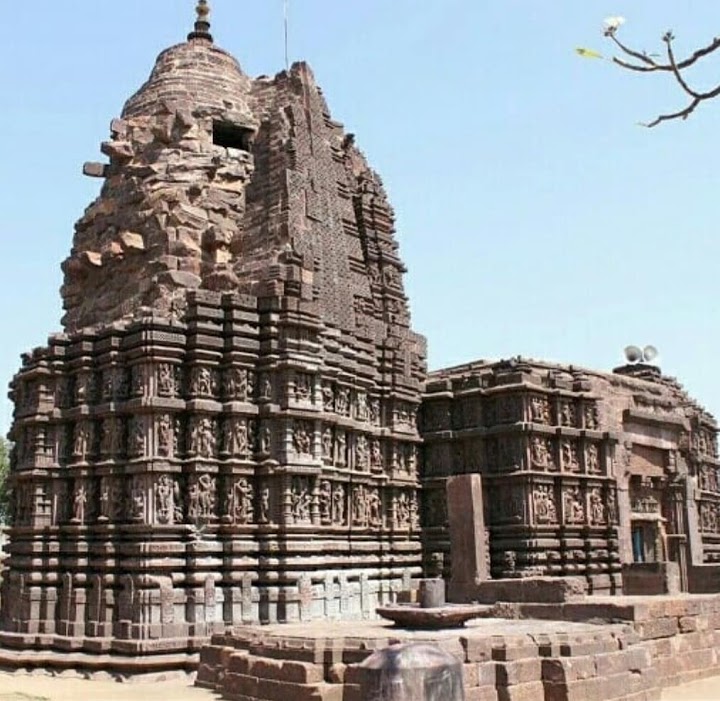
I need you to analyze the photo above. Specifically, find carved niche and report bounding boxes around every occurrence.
[71,479,90,524]
[558,400,576,427]
[222,477,254,525]
[561,440,580,473]
[128,416,145,458]
[190,366,218,398]
[352,485,382,528]
[294,373,314,402]
[187,474,216,522]
[189,416,217,458]
[588,486,606,526]
[533,484,558,525]
[332,483,346,525]
[258,481,271,524]
[318,480,332,524]
[292,421,313,457]
[290,476,312,524]
[583,403,599,430]
[223,367,254,401]
[222,416,250,456]
[585,443,601,475]
[156,363,179,398]
[72,421,94,462]
[157,414,173,457]
[563,485,585,525]
[98,476,123,522]
[530,436,555,471]
[155,474,176,524]
[530,395,551,425]
[355,434,369,471]
[127,475,146,523]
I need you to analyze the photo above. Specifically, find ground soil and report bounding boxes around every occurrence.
[0,672,718,701]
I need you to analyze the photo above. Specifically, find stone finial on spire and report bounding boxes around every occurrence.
[188,0,213,42]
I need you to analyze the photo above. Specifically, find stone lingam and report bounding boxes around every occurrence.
[376,579,491,630]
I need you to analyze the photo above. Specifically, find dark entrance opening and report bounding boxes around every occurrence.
[632,522,658,563]
[213,122,254,151]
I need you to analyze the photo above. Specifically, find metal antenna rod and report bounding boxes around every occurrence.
[284,0,290,70]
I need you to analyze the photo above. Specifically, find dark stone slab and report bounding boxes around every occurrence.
[376,604,492,629]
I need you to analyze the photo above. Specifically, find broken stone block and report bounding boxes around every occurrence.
[83,161,108,178]
[118,231,145,252]
[101,140,134,160]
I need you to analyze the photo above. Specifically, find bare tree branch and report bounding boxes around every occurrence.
[641,98,701,128]
[609,30,720,72]
[606,27,720,127]
[609,33,662,70]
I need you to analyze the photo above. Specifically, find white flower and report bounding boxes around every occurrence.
[604,16,626,31]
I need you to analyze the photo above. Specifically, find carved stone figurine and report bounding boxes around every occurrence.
[72,483,88,524]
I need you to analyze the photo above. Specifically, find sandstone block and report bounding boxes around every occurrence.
[119,231,145,251]
[462,637,493,663]
[465,688,499,701]
[475,577,587,605]
[495,658,542,686]
[542,656,597,683]
[635,617,679,640]
[496,680,545,701]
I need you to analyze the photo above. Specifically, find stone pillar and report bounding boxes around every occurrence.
[446,474,488,603]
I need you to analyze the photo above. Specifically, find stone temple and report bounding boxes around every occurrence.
[2,2,719,667]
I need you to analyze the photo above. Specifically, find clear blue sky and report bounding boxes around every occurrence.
[1,1,720,434]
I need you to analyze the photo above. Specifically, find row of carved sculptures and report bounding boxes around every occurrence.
[422,481,617,528]
[15,366,419,428]
[13,417,419,473]
[492,482,617,527]
[11,475,421,530]
[422,394,600,431]
[425,435,606,476]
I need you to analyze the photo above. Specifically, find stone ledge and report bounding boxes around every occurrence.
[0,645,199,680]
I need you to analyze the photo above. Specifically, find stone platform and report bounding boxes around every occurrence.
[197,594,720,701]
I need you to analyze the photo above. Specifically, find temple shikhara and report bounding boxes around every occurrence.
[2,5,720,700]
